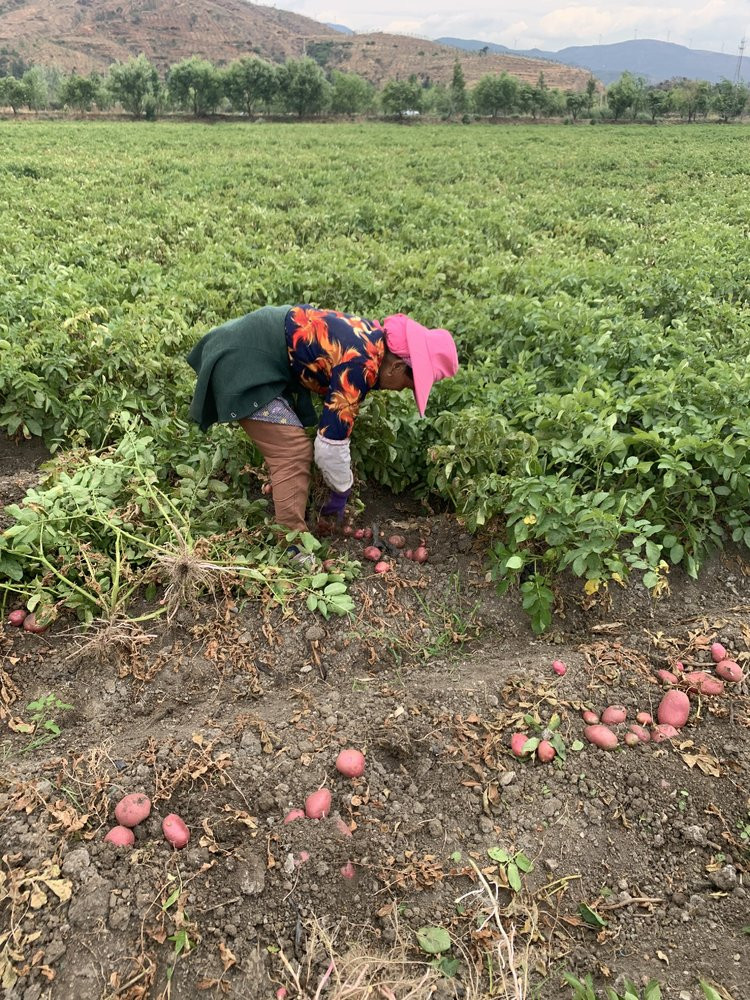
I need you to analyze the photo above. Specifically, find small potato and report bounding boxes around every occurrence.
[363,546,381,562]
[8,610,26,627]
[601,705,627,725]
[715,659,743,683]
[710,642,727,663]
[295,850,310,867]
[340,861,356,879]
[581,710,599,725]
[404,549,414,560]
[628,724,651,743]
[283,809,305,825]
[552,660,567,676]
[335,817,353,838]
[652,723,679,744]
[636,711,653,726]
[277,989,289,1000]
[657,690,690,729]
[412,546,429,564]
[363,528,373,540]
[105,825,135,847]
[656,669,678,685]
[374,561,391,574]
[342,525,354,537]
[114,793,152,828]
[162,813,190,849]
[353,528,366,540]
[684,670,724,696]
[624,732,640,747]
[22,613,48,634]
[537,740,555,763]
[584,725,618,750]
[510,732,530,757]
[336,748,365,778]
[388,534,406,549]
[305,788,332,819]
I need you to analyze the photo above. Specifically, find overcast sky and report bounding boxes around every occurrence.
[262,1,750,53]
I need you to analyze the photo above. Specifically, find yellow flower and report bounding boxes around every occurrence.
[523,514,537,526]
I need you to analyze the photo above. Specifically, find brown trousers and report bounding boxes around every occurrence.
[239,419,312,532]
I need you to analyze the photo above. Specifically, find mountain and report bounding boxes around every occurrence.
[437,37,750,85]
[0,0,593,90]
[326,23,354,35]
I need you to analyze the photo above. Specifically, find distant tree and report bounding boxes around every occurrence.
[449,59,468,118]
[20,67,47,110]
[107,55,160,118]
[0,75,25,113]
[168,58,223,116]
[58,73,103,112]
[422,81,451,117]
[276,57,330,117]
[518,81,546,118]
[472,72,519,118]
[671,78,710,121]
[565,91,587,120]
[329,70,374,116]
[585,76,597,111]
[224,56,277,115]
[606,72,646,120]
[479,46,489,57]
[380,78,423,118]
[712,79,748,122]
[646,87,671,121]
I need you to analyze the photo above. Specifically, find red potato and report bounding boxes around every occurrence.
[162,813,190,849]
[624,732,640,747]
[305,788,332,819]
[652,723,679,744]
[673,661,684,673]
[636,711,653,726]
[657,690,690,729]
[336,748,366,778]
[374,561,391,574]
[412,547,429,564]
[8,610,26,627]
[277,990,288,1000]
[405,549,414,560]
[710,642,727,663]
[283,809,305,825]
[343,525,354,537]
[715,659,743,683]
[114,793,152,828]
[601,705,627,725]
[295,850,310,867]
[584,725,618,750]
[22,613,48,634]
[363,546,381,562]
[388,534,406,549]
[104,825,135,847]
[341,861,356,879]
[537,740,556,763]
[262,482,272,496]
[581,710,600,725]
[335,817,353,838]
[322,559,336,571]
[510,732,530,757]
[353,528,366,540]
[363,528,373,540]
[684,670,724,696]
[656,669,678,685]
[552,660,567,676]
[628,724,651,743]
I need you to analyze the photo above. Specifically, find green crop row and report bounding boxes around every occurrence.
[1,122,749,630]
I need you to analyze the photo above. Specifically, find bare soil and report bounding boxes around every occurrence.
[1,435,749,1000]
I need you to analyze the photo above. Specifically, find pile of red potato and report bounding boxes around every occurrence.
[511,641,744,760]
[104,793,190,850]
[282,747,365,879]
[317,520,429,575]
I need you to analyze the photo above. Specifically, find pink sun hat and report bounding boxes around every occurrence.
[383,314,459,416]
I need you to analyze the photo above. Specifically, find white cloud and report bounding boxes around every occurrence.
[261,1,750,52]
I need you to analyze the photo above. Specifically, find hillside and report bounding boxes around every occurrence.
[0,0,592,90]
[438,36,750,86]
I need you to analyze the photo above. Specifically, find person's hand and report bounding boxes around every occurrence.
[319,488,351,521]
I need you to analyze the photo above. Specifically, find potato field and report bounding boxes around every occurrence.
[0,121,749,1000]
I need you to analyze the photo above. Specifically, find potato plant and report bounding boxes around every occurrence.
[1,122,749,628]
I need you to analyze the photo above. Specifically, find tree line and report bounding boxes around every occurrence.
[0,54,747,123]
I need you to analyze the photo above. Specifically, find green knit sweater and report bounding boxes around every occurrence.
[186,306,317,432]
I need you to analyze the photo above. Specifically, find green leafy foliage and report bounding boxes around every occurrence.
[1,122,749,630]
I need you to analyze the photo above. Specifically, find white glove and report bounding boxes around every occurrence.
[314,434,354,493]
